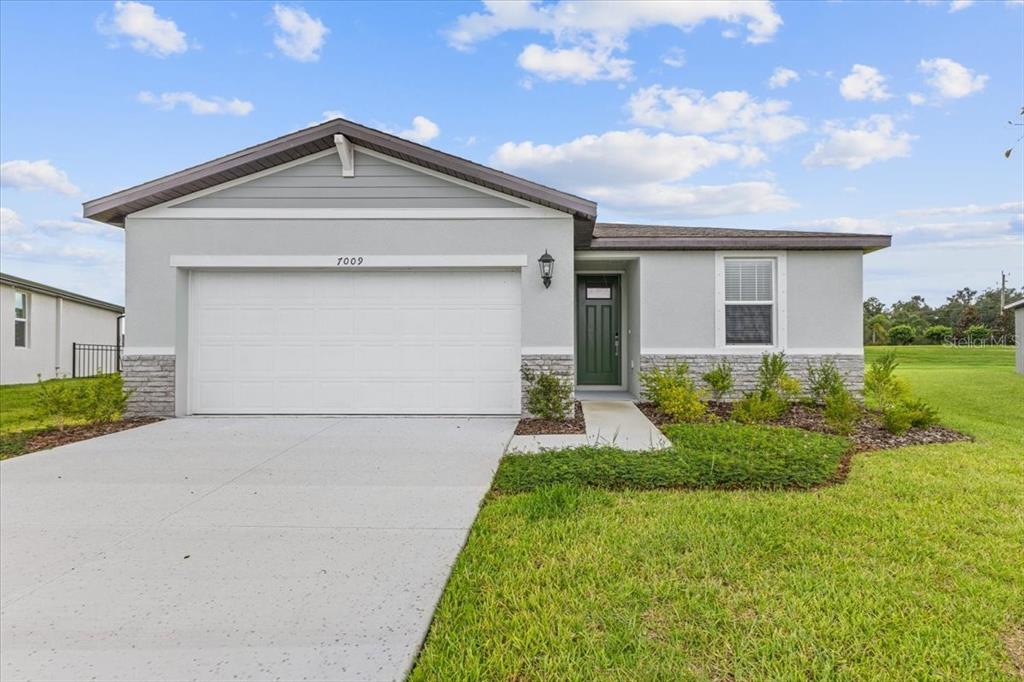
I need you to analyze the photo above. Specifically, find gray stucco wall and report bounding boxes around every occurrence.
[1,285,121,385]
[1016,308,1023,374]
[179,150,520,210]
[786,251,863,349]
[640,252,717,349]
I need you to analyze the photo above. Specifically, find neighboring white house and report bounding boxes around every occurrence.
[1006,298,1024,374]
[1,273,124,385]
[82,118,891,417]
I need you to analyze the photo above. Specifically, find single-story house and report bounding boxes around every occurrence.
[1,272,124,385]
[1006,298,1024,373]
[83,118,890,417]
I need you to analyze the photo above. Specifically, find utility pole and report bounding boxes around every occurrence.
[1000,271,1009,309]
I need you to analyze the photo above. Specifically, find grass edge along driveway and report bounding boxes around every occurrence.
[410,345,1023,680]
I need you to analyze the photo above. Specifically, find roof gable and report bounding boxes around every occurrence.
[83,118,597,226]
[175,148,521,210]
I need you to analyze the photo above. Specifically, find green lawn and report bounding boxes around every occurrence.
[0,377,102,459]
[411,345,1024,680]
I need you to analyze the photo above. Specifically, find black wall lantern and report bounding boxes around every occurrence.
[538,250,555,289]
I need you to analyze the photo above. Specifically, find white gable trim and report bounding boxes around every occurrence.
[334,134,355,177]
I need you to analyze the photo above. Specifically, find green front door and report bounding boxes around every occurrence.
[576,276,621,385]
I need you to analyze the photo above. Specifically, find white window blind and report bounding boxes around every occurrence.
[724,259,774,345]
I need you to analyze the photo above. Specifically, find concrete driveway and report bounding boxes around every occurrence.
[0,416,515,681]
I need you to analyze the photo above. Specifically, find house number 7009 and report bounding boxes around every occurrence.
[336,257,364,266]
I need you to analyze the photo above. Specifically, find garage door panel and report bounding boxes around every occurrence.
[191,270,521,414]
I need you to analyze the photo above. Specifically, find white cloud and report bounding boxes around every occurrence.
[272,4,328,62]
[767,67,799,89]
[445,1,780,83]
[0,207,25,235]
[447,1,782,49]
[792,217,887,233]
[907,92,927,106]
[102,1,188,57]
[395,116,440,144]
[839,64,891,101]
[492,129,745,186]
[949,0,974,11]
[490,128,793,217]
[138,91,254,116]
[627,86,806,144]
[59,245,122,263]
[662,47,686,68]
[1,160,80,195]
[517,44,632,82]
[37,218,120,238]
[308,110,346,126]
[919,57,988,98]
[588,181,795,217]
[896,201,1023,218]
[803,115,914,170]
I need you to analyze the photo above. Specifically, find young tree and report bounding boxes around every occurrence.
[867,313,890,345]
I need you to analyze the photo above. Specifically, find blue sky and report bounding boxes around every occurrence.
[1,0,1022,306]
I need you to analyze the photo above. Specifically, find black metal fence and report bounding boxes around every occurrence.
[72,343,120,377]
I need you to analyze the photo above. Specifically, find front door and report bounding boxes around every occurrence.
[576,275,621,385]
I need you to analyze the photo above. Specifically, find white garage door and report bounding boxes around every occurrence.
[189,269,521,414]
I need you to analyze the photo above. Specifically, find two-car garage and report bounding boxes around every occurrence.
[188,268,522,415]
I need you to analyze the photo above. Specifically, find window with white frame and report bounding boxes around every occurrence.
[724,258,774,345]
[14,291,29,348]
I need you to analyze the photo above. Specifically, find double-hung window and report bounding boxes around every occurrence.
[724,258,775,345]
[14,291,29,348]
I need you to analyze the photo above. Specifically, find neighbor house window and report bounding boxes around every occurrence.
[724,259,774,345]
[14,291,29,348]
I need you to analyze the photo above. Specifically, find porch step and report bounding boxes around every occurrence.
[505,400,669,454]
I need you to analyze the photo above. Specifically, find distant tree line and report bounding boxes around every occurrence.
[864,286,1019,345]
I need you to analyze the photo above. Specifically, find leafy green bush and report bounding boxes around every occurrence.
[966,324,991,342]
[522,368,573,421]
[639,363,707,422]
[31,373,131,430]
[732,391,787,424]
[823,385,860,435]
[756,352,789,396]
[924,325,953,343]
[881,405,913,435]
[492,422,849,492]
[887,324,915,345]
[81,373,130,423]
[863,351,908,411]
[901,397,939,428]
[32,375,83,431]
[701,361,734,400]
[806,358,846,405]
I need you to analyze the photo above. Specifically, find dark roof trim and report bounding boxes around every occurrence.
[83,118,598,226]
[0,272,124,313]
[584,223,891,253]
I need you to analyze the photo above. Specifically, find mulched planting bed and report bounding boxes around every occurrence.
[637,401,970,452]
[515,401,585,435]
[6,418,164,458]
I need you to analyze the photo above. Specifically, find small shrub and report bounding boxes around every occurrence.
[522,368,572,421]
[924,325,953,343]
[81,373,130,423]
[732,391,787,424]
[701,361,734,400]
[823,385,860,435]
[640,363,707,422]
[881,405,913,435]
[756,352,789,397]
[901,397,939,428]
[806,358,846,405]
[778,375,802,401]
[32,375,84,431]
[864,351,908,411]
[887,324,915,345]
[966,324,991,342]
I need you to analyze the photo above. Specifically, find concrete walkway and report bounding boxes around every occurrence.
[1,416,516,682]
[507,399,670,453]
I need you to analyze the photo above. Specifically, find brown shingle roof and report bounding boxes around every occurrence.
[585,223,891,252]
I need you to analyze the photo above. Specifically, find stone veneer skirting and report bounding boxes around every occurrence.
[639,353,864,400]
[122,354,176,417]
[520,354,575,415]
